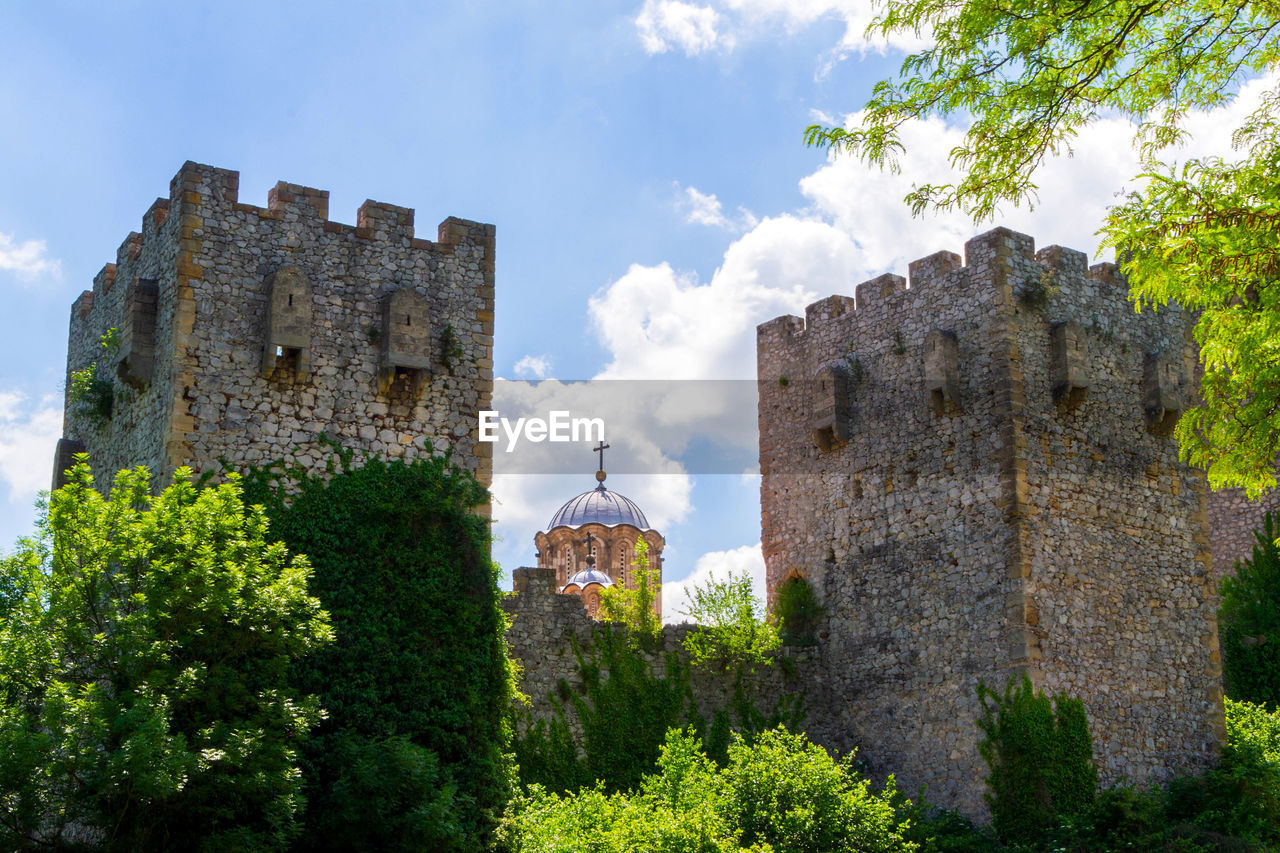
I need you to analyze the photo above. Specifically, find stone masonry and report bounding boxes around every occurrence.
[57,161,494,490]
[756,227,1224,815]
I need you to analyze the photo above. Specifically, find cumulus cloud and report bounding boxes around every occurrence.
[634,0,927,59]
[513,354,552,379]
[0,391,61,506]
[636,0,723,55]
[674,184,758,230]
[663,542,765,623]
[590,215,862,379]
[0,233,60,281]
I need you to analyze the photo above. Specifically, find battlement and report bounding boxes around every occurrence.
[760,228,1129,348]
[60,161,496,494]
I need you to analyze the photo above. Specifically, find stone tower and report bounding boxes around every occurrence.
[757,227,1224,815]
[56,162,494,489]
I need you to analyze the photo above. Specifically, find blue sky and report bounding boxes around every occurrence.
[1,2,1264,618]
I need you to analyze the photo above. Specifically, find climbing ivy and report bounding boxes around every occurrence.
[239,445,514,852]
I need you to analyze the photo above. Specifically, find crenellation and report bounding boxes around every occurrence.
[267,181,330,220]
[93,262,117,297]
[1089,261,1122,285]
[855,272,906,310]
[804,294,855,330]
[907,249,962,290]
[358,199,415,241]
[58,160,494,494]
[116,232,143,266]
[1035,244,1088,276]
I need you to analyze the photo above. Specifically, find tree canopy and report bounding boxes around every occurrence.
[806,0,1280,494]
[0,463,331,851]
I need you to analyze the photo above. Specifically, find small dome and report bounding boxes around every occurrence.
[546,484,651,531]
[563,568,614,589]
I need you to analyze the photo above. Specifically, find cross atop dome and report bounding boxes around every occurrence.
[594,440,609,488]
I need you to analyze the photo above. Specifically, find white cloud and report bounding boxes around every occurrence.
[636,0,723,55]
[634,0,927,59]
[0,232,60,281]
[513,354,552,379]
[590,214,860,379]
[0,391,61,505]
[675,183,758,230]
[663,542,765,623]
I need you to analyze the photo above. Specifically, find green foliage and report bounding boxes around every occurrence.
[0,461,331,851]
[976,675,1097,843]
[681,571,780,671]
[1221,512,1280,707]
[500,727,915,853]
[599,537,662,650]
[67,328,120,428]
[805,0,1280,492]
[441,322,465,375]
[773,574,824,646]
[516,627,693,794]
[240,448,513,852]
[1165,698,1280,847]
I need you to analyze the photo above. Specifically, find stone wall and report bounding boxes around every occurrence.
[1209,488,1280,575]
[756,227,1224,816]
[60,161,494,490]
[504,568,818,746]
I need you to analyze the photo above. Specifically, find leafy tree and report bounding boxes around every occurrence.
[598,536,662,650]
[240,448,514,852]
[0,462,331,852]
[805,0,1280,493]
[681,571,780,671]
[976,675,1097,843]
[1221,512,1280,707]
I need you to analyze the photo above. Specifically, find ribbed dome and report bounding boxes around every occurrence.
[563,568,614,589]
[546,484,651,531]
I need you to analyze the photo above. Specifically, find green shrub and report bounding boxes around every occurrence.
[976,674,1097,843]
[774,574,825,646]
[1166,698,1280,847]
[500,727,914,853]
[681,571,780,671]
[1221,512,1280,707]
[241,448,513,852]
[0,463,331,851]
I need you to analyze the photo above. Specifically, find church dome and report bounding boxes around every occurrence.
[546,484,651,531]
[563,567,614,589]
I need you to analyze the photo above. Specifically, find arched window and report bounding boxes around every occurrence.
[618,544,629,584]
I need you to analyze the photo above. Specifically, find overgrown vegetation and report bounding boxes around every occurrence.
[680,571,780,671]
[515,566,802,795]
[774,574,824,646]
[1221,511,1280,708]
[501,727,914,853]
[240,446,513,853]
[0,462,331,851]
[67,328,119,428]
[598,537,662,649]
[976,675,1097,843]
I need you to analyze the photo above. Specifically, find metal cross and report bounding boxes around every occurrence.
[593,440,610,471]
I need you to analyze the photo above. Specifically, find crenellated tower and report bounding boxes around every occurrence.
[56,161,495,490]
[757,227,1224,815]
